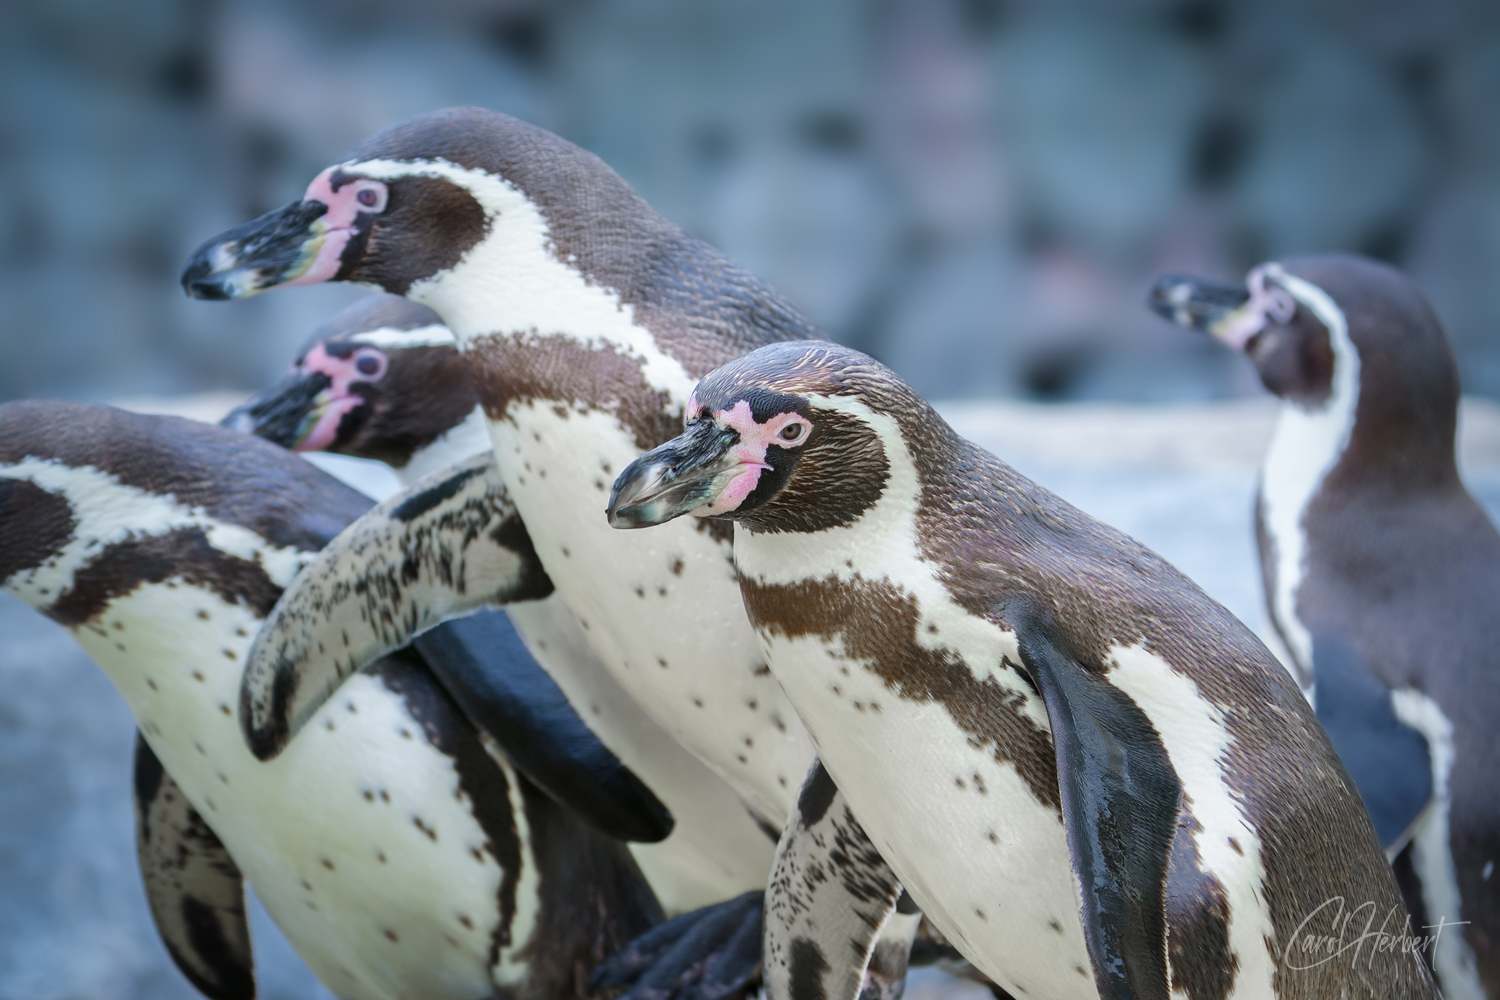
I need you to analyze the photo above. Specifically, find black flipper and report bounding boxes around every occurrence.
[241,452,555,759]
[1009,602,1181,1000]
[133,733,256,1000]
[412,610,673,843]
[1312,634,1433,855]
[593,890,765,1000]
[764,761,919,1000]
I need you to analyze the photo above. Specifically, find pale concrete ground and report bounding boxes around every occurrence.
[3,395,1498,999]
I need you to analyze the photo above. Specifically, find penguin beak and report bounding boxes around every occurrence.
[607,420,744,529]
[181,199,337,300]
[1147,275,1253,341]
[219,371,334,450]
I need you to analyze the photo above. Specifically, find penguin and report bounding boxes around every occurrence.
[0,399,667,1000]
[220,292,491,485]
[225,293,786,919]
[605,339,1440,1000]
[1148,254,1500,1000]
[179,107,923,1000]
[181,104,819,830]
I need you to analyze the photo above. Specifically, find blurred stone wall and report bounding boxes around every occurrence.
[1,0,1498,405]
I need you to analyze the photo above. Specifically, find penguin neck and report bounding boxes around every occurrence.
[393,405,493,487]
[1257,274,1361,677]
[357,158,698,411]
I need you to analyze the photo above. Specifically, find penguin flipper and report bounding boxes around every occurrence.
[411,611,674,843]
[1011,608,1180,1000]
[763,761,918,1000]
[592,889,764,1000]
[1312,634,1433,855]
[133,733,256,1000]
[241,452,554,759]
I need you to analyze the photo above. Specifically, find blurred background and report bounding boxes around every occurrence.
[5,1,1500,997]
[3,0,1500,405]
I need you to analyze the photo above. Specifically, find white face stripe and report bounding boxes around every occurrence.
[345,157,698,409]
[345,323,456,350]
[1106,645,1276,998]
[1256,263,1361,687]
[1391,690,1485,1000]
[732,393,1041,720]
[0,458,311,606]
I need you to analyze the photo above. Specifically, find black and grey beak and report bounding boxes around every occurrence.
[219,370,331,448]
[607,420,741,529]
[181,200,331,300]
[1147,275,1252,335]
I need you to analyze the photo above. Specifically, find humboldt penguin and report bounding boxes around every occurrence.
[606,339,1439,1000]
[227,294,784,917]
[182,107,923,1000]
[1150,254,1500,1000]
[221,292,491,484]
[0,399,667,1000]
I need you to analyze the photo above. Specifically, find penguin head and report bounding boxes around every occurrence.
[608,342,912,534]
[1149,254,1459,416]
[181,107,653,315]
[221,294,477,469]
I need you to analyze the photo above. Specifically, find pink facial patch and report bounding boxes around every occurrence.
[700,400,812,514]
[1217,264,1298,350]
[293,343,387,451]
[283,167,390,288]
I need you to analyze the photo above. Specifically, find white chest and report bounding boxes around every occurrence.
[75,582,535,1000]
[745,586,1094,1000]
[486,403,814,825]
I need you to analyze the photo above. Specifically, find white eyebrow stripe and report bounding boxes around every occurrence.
[343,324,456,349]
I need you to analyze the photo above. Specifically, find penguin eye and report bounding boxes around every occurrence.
[353,351,386,379]
[779,422,807,444]
[350,182,388,212]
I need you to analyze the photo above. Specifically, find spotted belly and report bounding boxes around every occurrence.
[758,628,1099,1000]
[489,402,816,825]
[76,581,533,1000]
